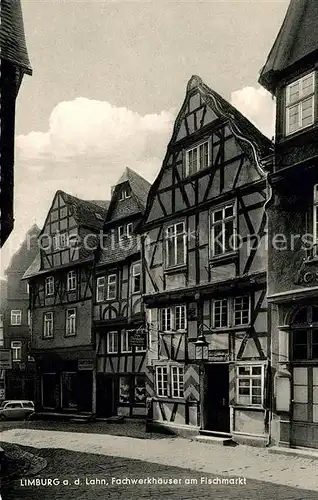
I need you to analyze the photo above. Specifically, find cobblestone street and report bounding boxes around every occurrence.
[1,420,318,497]
[1,445,318,500]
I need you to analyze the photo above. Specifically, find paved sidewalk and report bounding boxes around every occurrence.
[1,428,317,492]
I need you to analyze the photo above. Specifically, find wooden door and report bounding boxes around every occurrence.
[204,364,230,433]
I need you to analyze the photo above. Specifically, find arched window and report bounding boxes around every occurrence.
[291,305,318,361]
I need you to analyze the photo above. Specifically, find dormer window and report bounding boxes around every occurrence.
[285,72,315,136]
[185,139,210,176]
[119,187,131,200]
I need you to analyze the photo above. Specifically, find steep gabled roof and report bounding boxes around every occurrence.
[39,191,109,235]
[1,0,32,74]
[259,0,318,93]
[139,75,273,231]
[105,167,151,223]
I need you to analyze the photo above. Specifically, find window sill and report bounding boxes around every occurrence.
[163,265,187,275]
[64,333,77,338]
[232,404,264,411]
[209,251,238,265]
[42,336,54,340]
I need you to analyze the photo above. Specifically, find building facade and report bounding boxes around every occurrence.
[259,0,318,449]
[139,76,273,444]
[24,191,108,414]
[0,0,32,246]
[3,225,40,400]
[93,168,150,418]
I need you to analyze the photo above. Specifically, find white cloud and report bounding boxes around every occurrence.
[16,98,174,161]
[230,86,276,139]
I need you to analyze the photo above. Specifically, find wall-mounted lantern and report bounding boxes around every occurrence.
[193,334,209,362]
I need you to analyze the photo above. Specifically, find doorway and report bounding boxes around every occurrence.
[96,374,114,417]
[204,364,230,433]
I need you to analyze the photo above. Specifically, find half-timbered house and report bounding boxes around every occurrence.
[259,0,318,450]
[23,191,108,415]
[93,168,151,418]
[138,75,273,445]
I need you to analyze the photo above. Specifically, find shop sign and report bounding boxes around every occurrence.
[208,349,229,362]
[0,349,12,370]
[78,359,94,371]
[130,331,146,347]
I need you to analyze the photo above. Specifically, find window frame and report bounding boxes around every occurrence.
[185,138,211,177]
[67,270,77,292]
[106,273,117,300]
[45,276,55,296]
[285,71,315,137]
[211,296,251,328]
[11,340,22,362]
[10,309,22,326]
[107,331,118,354]
[96,276,105,303]
[121,330,132,353]
[132,262,141,294]
[43,311,54,338]
[209,202,237,259]
[160,305,187,333]
[212,298,229,329]
[236,364,265,407]
[65,308,77,337]
[165,221,187,269]
[155,365,184,399]
[233,296,251,326]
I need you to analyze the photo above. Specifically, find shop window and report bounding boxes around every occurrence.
[62,372,78,410]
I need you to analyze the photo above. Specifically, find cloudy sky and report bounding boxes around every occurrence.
[1,0,289,274]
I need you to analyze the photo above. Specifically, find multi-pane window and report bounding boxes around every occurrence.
[186,140,209,176]
[67,270,76,291]
[107,274,117,300]
[10,310,22,325]
[285,72,315,136]
[165,222,186,268]
[175,305,187,331]
[45,276,54,296]
[156,366,184,398]
[53,232,68,250]
[96,276,105,302]
[213,299,228,328]
[234,296,250,326]
[171,366,184,398]
[132,263,141,293]
[118,224,133,240]
[43,312,54,338]
[107,331,118,353]
[237,365,264,406]
[161,305,187,333]
[292,306,318,360]
[121,330,132,353]
[212,296,250,328]
[210,204,236,257]
[11,341,22,362]
[118,375,146,404]
[156,366,169,397]
[66,308,76,336]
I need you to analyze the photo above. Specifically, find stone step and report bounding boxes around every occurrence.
[194,435,234,446]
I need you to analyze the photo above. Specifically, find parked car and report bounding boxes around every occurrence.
[0,400,35,420]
